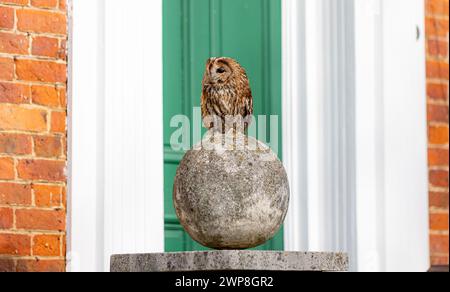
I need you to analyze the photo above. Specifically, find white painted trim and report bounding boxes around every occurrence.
[382,0,429,272]
[303,0,325,253]
[354,0,386,272]
[354,0,429,272]
[69,0,164,272]
[282,0,309,252]
[283,0,429,272]
[68,0,104,272]
[283,0,357,259]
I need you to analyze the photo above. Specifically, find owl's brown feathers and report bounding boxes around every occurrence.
[201,57,253,132]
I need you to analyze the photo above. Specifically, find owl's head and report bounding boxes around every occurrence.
[203,57,246,87]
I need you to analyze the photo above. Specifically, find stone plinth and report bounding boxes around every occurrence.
[174,131,290,250]
[110,251,348,272]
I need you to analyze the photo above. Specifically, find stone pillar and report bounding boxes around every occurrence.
[111,251,348,272]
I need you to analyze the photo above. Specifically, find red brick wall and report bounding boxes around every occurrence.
[426,0,450,267]
[0,0,67,272]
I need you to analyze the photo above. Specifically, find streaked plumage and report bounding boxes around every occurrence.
[201,57,253,132]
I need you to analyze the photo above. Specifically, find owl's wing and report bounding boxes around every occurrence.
[201,92,208,119]
[244,87,253,117]
[201,92,214,129]
[242,87,253,130]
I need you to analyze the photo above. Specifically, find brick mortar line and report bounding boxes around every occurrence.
[428,121,450,127]
[427,100,450,106]
[0,153,66,161]
[0,180,67,188]
[429,186,450,192]
[1,204,63,210]
[430,230,450,236]
[0,50,67,63]
[0,203,64,210]
[0,53,67,64]
[59,232,63,257]
[0,102,67,111]
[0,27,67,39]
[30,132,37,158]
[0,153,63,160]
[430,254,450,259]
[426,35,450,42]
[427,56,450,63]
[427,57,450,64]
[0,27,13,33]
[0,79,67,88]
[430,252,450,257]
[12,157,18,180]
[0,81,67,90]
[0,255,65,260]
[426,77,450,82]
[0,79,67,87]
[0,30,67,43]
[12,207,16,229]
[430,231,450,237]
[13,3,17,31]
[427,55,450,62]
[430,204,450,212]
[46,107,51,132]
[0,228,66,235]
[426,14,450,21]
[0,179,65,185]
[0,48,68,62]
[30,180,35,206]
[0,179,66,186]
[30,233,34,256]
[429,165,450,171]
[430,209,450,215]
[427,99,449,106]
[59,135,65,158]
[0,133,65,140]
[0,178,66,185]
[428,144,450,150]
[0,204,64,210]
[427,78,450,83]
[0,3,67,14]
[0,205,22,210]
[0,130,65,138]
[429,186,450,193]
[0,154,66,161]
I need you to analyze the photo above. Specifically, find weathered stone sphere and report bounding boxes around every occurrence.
[173,131,290,250]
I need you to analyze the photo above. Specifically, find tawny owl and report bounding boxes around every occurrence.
[201,57,253,132]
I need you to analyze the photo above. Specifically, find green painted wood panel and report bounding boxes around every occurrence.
[163,0,283,252]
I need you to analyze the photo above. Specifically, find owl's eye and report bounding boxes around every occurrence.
[216,67,226,74]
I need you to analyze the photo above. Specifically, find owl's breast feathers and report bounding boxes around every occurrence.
[201,84,253,122]
[201,57,254,131]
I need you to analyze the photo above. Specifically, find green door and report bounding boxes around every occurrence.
[163,0,283,252]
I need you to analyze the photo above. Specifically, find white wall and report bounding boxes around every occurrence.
[69,0,164,272]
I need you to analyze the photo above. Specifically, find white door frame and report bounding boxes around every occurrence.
[282,0,429,272]
[68,0,164,272]
[283,0,358,262]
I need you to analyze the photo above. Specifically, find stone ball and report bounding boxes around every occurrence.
[173,131,290,250]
